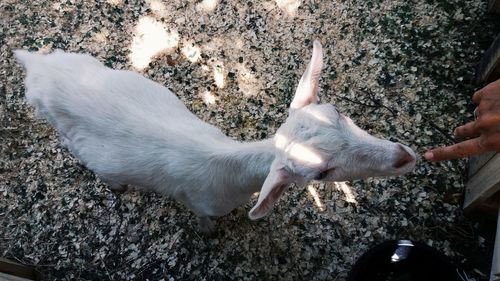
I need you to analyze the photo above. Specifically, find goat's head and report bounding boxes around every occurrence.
[249,40,416,220]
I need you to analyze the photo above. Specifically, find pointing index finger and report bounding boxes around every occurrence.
[425,138,487,162]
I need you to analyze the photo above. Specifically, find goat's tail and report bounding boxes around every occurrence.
[13,50,45,70]
[13,50,49,112]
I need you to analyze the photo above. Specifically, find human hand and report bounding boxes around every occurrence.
[424,79,500,162]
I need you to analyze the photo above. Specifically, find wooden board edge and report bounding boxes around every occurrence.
[464,154,500,212]
[0,258,38,281]
[489,0,500,13]
[491,204,500,279]
[0,272,35,281]
[468,152,497,178]
[477,32,500,84]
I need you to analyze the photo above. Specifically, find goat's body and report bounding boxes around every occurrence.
[16,50,274,217]
[16,43,416,227]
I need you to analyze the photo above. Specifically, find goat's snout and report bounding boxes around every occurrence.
[392,144,416,169]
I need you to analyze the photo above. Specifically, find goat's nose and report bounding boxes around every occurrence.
[393,144,415,169]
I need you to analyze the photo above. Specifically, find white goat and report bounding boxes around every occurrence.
[14,41,416,233]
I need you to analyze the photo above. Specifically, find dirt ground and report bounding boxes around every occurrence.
[1,0,500,280]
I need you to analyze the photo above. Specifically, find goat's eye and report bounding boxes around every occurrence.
[314,168,335,180]
[314,170,328,180]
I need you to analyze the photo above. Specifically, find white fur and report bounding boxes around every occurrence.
[14,41,416,231]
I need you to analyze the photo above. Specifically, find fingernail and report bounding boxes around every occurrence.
[424,152,434,160]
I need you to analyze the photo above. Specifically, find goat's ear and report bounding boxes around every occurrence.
[290,40,323,110]
[248,159,293,220]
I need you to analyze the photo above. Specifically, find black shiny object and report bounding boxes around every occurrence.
[348,240,463,281]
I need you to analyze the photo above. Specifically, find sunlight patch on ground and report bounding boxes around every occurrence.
[129,16,179,70]
[275,0,301,17]
[236,64,262,96]
[213,62,225,88]
[182,42,201,63]
[52,2,62,10]
[202,37,224,52]
[334,182,357,204]
[93,29,109,44]
[200,91,217,105]
[203,36,244,52]
[307,184,325,212]
[196,0,218,12]
[38,44,53,54]
[147,0,168,17]
[234,38,244,50]
[106,0,123,6]
[252,192,259,199]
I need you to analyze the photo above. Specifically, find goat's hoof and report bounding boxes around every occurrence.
[197,216,216,234]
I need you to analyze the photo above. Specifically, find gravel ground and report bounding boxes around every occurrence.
[1,0,500,280]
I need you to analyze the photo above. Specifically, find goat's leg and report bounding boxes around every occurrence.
[178,193,217,234]
[196,216,216,234]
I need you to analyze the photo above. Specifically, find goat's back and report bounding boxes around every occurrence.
[14,50,228,189]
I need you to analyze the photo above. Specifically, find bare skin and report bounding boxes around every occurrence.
[425,79,500,162]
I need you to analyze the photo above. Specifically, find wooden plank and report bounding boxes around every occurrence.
[468,152,497,178]
[492,204,500,280]
[480,192,500,215]
[464,153,500,213]
[490,0,500,13]
[0,258,37,281]
[476,32,500,84]
[0,272,35,281]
